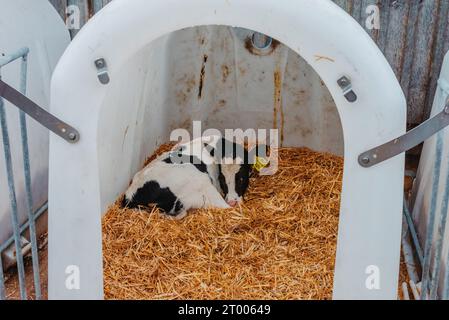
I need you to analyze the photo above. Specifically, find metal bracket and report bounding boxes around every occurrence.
[0,79,80,143]
[359,101,449,168]
[95,58,110,85]
[337,76,357,103]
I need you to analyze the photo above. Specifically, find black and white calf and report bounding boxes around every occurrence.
[122,136,264,219]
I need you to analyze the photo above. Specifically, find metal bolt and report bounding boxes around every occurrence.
[339,78,349,87]
[361,156,370,165]
[95,58,105,68]
[68,132,77,141]
[337,76,351,88]
[251,32,273,50]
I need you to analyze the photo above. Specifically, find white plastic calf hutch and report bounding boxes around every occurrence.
[48,0,406,300]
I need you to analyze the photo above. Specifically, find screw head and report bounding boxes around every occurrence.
[95,59,105,68]
[68,132,77,141]
[338,76,350,88]
[361,156,370,165]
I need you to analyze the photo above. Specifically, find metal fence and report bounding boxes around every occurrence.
[403,129,449,300]
[419,131,448,299]
[0,48,43,300]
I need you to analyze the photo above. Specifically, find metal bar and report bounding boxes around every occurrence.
[359,102,449,167]
[0,48,29,67]
[0,255,5,300]
[444,238,449,299]
[0,79,27,300]
[429,142,449,299]
[420,131,444,300]
[401,219,419,284]
[0,79,80,143]
[0,202,47,253]
[18,54,41,300]
[403,197,424,267]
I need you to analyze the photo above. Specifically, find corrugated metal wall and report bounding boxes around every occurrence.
[333,0,449,128]
[49,0,449,127]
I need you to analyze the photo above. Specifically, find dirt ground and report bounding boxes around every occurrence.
[4,235,48,300]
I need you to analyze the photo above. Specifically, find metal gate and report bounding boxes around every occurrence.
[0,48,43,300]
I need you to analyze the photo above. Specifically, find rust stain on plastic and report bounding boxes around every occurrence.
[244,37,280,56]
[198,54,208,99]
[238,64,247,77]
[176,74,196,105]
[221,65,230,83]
[218,99,227,108]
[274,69,285,146]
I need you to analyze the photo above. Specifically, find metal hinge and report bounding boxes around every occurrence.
[337,76,358,103]
[0,79,80,143]
[359,101,449,168]
[95,58,110,85]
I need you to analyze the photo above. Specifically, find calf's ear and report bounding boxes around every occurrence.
[247,144,269,163]
[247,144,271,176]
[203,142,215,157]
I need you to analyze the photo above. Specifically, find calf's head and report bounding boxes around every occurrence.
[212,138,267,207]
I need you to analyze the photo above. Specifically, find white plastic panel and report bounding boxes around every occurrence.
[0,0,70,245]
[49,0,406,299]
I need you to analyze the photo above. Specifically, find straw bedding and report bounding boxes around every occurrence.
[102,144,345,300]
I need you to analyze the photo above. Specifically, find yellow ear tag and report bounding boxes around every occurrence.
[253,157,269,172]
